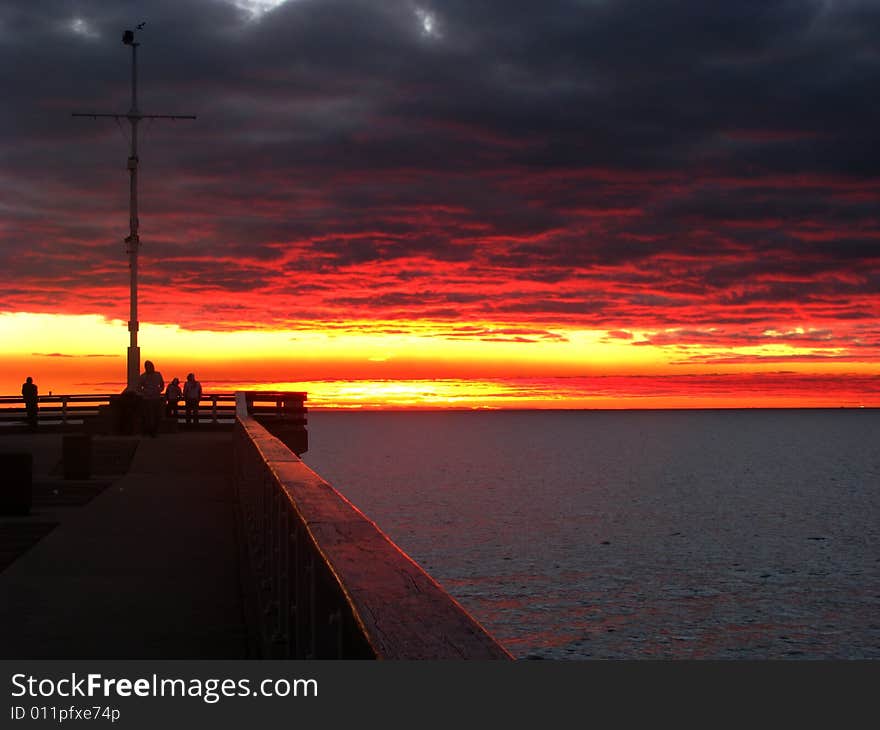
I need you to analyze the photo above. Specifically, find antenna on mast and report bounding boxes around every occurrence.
[73,24,196,389]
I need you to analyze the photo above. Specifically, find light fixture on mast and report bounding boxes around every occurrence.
[73,24,196,389]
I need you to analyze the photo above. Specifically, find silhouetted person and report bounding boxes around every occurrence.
[137,360,165,437]
[21,376,38,429]
[183,372,202,427]
[165,377,182,418]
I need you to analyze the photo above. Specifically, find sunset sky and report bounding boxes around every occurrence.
[1,0,879,408]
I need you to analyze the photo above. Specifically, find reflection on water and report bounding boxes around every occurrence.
[303,409,880,659]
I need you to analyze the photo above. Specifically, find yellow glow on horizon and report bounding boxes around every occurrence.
[0,312,124,355]
[0,311,664,371]
[2,311,877,403]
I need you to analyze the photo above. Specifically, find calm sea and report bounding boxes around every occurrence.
[301,409,880,660]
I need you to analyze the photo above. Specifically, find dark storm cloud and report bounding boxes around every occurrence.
[0,0,878,351]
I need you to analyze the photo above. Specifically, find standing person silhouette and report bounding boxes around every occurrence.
[137,360,165,437]
[21,376,38,430]
[183,372,202,428]
[165,377,182,419]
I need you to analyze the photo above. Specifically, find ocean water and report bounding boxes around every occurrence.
[301,409,880,660]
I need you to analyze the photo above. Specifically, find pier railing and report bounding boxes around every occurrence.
[0,394,115,428]
[232,392,513,660]
[0,391,307,433]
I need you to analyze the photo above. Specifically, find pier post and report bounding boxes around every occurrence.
[0,453,32,515]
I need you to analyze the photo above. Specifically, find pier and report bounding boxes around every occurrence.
[0,393,512,660]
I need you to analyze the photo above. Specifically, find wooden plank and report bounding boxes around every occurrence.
[309,521,511,659]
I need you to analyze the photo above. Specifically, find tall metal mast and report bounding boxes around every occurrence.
[73,24,196,389]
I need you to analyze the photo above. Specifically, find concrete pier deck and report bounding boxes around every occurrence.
[0,431,256,659]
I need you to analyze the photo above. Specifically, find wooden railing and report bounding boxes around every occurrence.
[232,392,512,660]
[0,391,308,432]
[0,394,115,428]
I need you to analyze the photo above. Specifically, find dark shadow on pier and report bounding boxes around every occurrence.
[0,431,256,659]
